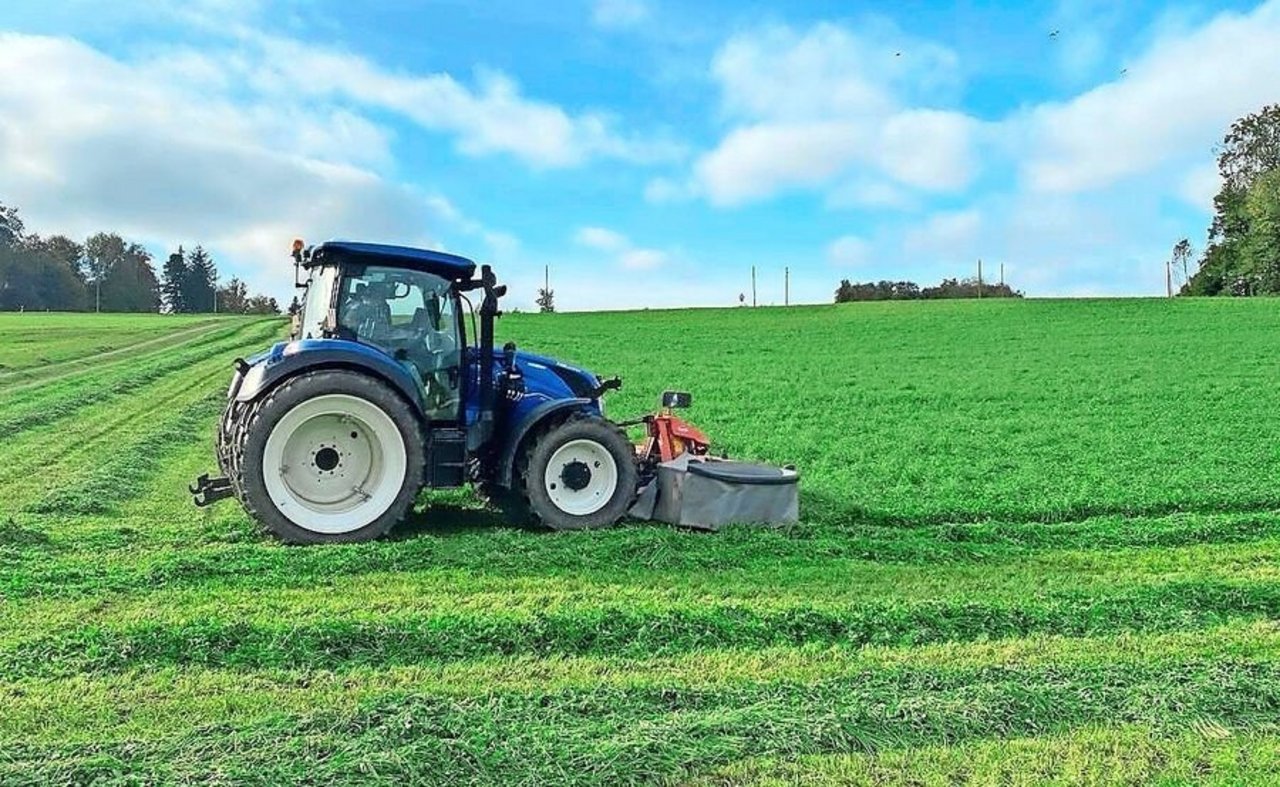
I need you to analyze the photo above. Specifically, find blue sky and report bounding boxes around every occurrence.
[0,0,1276,309]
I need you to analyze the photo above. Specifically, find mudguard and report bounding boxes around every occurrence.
[233,339,427,416]
[495,397,595,487]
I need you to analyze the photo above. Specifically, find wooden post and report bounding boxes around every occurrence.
[1166,258,1172,298]
[751,266,757,307]
[784,267,790,306]
[977,259,983,299]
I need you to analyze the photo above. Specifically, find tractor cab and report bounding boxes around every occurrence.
[291,241,471,422]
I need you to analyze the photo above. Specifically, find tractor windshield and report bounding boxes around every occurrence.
[295,264,339,340]
[336,265,461,421]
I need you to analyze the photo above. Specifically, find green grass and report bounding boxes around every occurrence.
[2,300,1280,785]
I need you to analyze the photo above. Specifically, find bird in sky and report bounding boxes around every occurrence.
[1049,29,1060,38]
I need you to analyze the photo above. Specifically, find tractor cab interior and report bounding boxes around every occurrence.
[336,265,461,420]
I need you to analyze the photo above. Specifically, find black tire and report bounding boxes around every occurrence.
[517,414,638,531]
[232,370,425,544]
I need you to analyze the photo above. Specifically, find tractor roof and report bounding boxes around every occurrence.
[309,240,477,281]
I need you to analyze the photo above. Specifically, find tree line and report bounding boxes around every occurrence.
[835,277,1023,302]
[0,202,278,314]
[1179,103,1280,296]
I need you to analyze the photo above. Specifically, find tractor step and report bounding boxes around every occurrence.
[190,473,235,507]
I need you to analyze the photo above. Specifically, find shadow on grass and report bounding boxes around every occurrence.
[392,499,526,540]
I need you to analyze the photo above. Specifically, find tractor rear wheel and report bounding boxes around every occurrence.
[517,414,637,530]
[233,370,424,544]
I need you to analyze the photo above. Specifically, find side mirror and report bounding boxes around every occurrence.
[661,391,692,409]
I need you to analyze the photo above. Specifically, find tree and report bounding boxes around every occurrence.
[185,245,217,313]
[244,295,280,315]
[160,248,189,314]
[536,286,555,313]
[83,233,128,313]
[1170,238,1193,291]
[98,244,160,312]
[1243,168,1280,292]
[1186,104,1280,295]
[0,202,24,248]
[216,277,249,314]
[0,243,85,311]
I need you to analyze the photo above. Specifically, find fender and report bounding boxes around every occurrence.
[495,397,595,487]
[233,339,426,416]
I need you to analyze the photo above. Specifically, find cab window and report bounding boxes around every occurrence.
[337,265,461,421]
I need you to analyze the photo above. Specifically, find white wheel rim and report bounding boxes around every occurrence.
[262,394,407,534]
[543,438,619,517]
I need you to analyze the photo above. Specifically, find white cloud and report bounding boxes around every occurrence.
[903,209,983,257]
[0,33,514,302]
[694,121,865,206]
[574,226,630,252]
[573,226,670,269]
[233,34,681,169]
[692,21,978,206]
[827,236,871,267]
[618,248,668,270]
[591,0,649,29]
[824,179,916,210]
[643,177,691,204]
[1179,163,1221,211]
[1021,0,1280,193]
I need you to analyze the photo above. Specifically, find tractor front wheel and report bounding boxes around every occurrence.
[517,415,637,530]
[233,370,424,544]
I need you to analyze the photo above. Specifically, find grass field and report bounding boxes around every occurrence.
[2,300,1280,785]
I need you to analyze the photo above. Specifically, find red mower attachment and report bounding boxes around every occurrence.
[638,390,711,464]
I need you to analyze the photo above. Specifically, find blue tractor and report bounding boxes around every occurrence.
[191,239,671,543]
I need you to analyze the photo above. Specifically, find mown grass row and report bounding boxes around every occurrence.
[25,388,224,515]
[5,622,1278,744]
[0,313,225,373]
[4,655,1280,785]
[0,320,275,437]
[0,326,280,516]
[0,367,233,517]
[6,577,1280,679]
[6,503,1280,602]
[692,725,1280,786]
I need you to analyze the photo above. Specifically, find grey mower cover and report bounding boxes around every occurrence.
[636,453,799,531]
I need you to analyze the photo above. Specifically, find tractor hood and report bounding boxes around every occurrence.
[505,348,604,401]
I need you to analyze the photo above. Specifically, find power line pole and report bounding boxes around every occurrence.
[1166,257,1172,298]
[784,267,790,306]
[977,259,983,299]
[751,265,757,307]
[1000,263,1004,287]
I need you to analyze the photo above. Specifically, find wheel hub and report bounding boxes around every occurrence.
[543,438,619,517]
[560,460,592,491]
[314,446,341,472]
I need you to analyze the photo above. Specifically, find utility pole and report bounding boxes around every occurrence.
[977,259,983,299]
[1166,258,1172,298]
[95,277,101,314]
[751,266,757,307]
[784,267,790,306]
[544,264,549,296]
[1000,263,1004,287]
